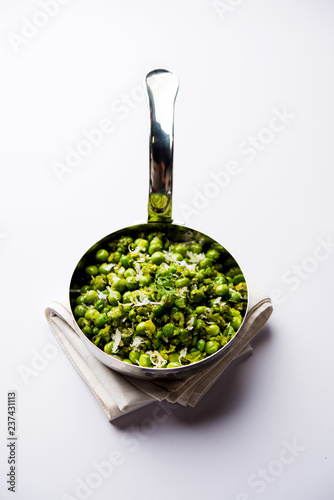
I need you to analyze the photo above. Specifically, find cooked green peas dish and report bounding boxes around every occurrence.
[71,231,248,369]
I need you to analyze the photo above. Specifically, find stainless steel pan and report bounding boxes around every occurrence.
[69,69,248,380]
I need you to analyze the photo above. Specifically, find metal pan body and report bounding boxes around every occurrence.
[69,70,249,380]
[69,222,249,380]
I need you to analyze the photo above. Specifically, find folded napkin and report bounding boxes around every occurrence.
[45,285,272,421]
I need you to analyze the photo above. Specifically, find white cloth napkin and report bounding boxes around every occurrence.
[45,285,272,421]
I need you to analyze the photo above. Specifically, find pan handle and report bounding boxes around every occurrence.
[145,69,179,223]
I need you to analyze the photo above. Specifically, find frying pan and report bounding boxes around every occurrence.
[69,69,249,380]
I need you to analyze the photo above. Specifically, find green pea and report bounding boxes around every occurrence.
[206,324,220,336]
[171,252,183,261]
[153,305,163,317]
[151,252,165,265]
[108,290,121,306]
[99,263,112,275]
[233,274,245,285]
[77,317,87,328]
[126,276,138,290]
[82,325,92,336]
[195,306,206,315]
[175,277,190,288]
[190,289,205,302]
[111,278,127,293]
[215,284,229,297]
[175,244,187,257]
[104,342,114,354]
[205,340,220,355]
[122,359,133,364]
[94,313,108,328]
[226,266,242,278]
[149,241,163,255]
[194,319,203,331]
[197,339,205,352]
[128,309,136,321]
[229,291,242,302]
[138,307,148,318]
[120,255,131,269]
[206,249,220,261]
[172,310,184,324]
[162,323,176,337]
[81,285,90,294]
[119,237,133,247]
[139,353,152,367]
[84,290,98,304]
[175,297,186,309]
[214,275,227,285]
[230,316,242,331]
[136,320,156,335]
[122,291,133,303]
[74,305,86,318]
[110,251,121,263]
[109,307,123,320]
[196,272,205,283]
[135,238,149,252]
[138,275,152,287]
[76,295,86,305]
[129,350,140,364]
[166,362,181,368]
[179,329,190,343]
[224,325,235,336]
[85,265,99,276]
[85,308,99,321]
[122,268,134,277]
[145,320,156,334]
[151,235,163,243]
[199,258,213,269]
[95,299,104,311]
[95,249,109,262]
[92,276,106,291]
[190,243,202,254]
[212,243,224,253]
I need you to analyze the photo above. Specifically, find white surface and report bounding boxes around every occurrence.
[0,0,333,499]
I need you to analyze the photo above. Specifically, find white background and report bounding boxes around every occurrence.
[0,0,333,499]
